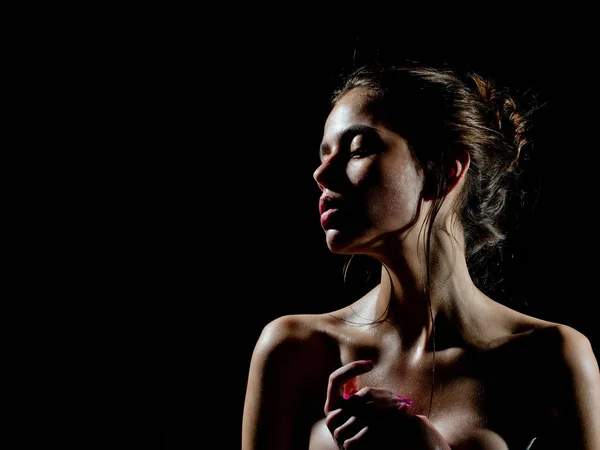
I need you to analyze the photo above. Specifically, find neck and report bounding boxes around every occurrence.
[365,229,485,351]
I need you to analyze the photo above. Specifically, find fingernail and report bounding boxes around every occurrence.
[343,393,351,400]
[397,395,413,405]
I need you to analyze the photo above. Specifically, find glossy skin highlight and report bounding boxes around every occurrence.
[314,88,427,259]
[242,81,600,450]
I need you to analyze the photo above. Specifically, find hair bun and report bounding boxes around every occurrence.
[470,74,532,173]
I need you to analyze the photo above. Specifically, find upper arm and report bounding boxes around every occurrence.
[242,315,326,450]
[543,325,600,449]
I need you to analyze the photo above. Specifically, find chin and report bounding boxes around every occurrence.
[325,229,365,255]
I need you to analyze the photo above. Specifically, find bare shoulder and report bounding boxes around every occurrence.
[504,311,597,364]
[486,306,599,389]
[242,313,341,449]
[258,313,325,342]
[508,318,600,447]
[252,313,340,361]
[539,322,600,385]
[245,312,342,391]
[482,309,600,447]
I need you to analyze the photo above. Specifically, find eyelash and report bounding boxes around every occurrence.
[350,147,375,158]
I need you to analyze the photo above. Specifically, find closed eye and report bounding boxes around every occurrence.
[350,147,377,158]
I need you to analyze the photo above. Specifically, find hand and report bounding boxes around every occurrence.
[324,360,451,450]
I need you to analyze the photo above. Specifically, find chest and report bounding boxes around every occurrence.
[305,346,546,449]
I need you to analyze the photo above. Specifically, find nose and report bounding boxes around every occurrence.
[313,155,341,192]
[313,164,325,191]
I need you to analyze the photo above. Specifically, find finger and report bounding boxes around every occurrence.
[341,425,369,449]
[343,389,414,427]
[343,375,360,399]
[396,395,414,407]
[350,387,407,411]
[332,416,366,447]
[324,408,348,433]
[324,360,374,414]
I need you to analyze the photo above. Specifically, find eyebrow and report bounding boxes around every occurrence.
[319,124,379,157]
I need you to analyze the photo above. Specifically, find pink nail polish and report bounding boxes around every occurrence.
[397,395,413,405]
[343,393,351,400]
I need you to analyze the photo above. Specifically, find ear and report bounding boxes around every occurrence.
[445,149,470,194]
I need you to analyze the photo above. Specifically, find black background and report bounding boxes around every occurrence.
[41,13,600,449]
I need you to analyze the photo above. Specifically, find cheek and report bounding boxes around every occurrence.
[371,163,424,225]
[346,160,373,187]
[345,159,424,227]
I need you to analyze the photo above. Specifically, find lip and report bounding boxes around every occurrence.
[320,208,339,229]
[319,194,345,229]
[319,195,343,216]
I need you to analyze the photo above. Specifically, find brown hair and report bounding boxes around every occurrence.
[332,63,540,293]
[330,63,542,418]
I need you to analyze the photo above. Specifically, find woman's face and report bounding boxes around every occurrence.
[314,87,426,255]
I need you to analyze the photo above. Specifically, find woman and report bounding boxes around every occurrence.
[241,63,600,449]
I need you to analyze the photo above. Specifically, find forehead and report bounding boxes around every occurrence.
[324,88,376,136]
[321,87,395,154]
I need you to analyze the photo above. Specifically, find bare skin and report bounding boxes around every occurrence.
[242,87,600,449]
[243,291,600,449]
